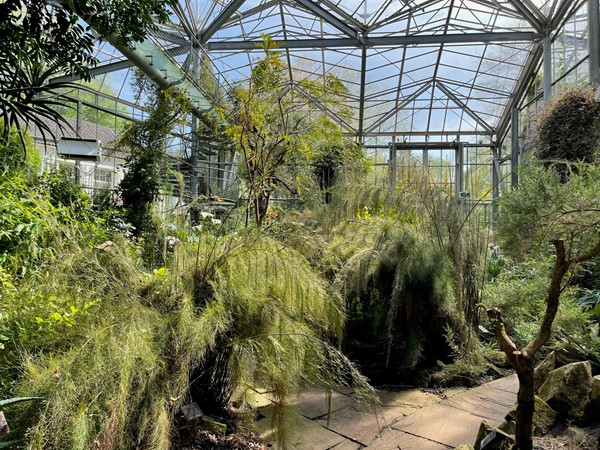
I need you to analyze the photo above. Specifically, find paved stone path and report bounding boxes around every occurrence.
[254,374,518,449]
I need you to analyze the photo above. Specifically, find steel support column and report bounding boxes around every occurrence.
[389,143,397,189]
[511,108,519,187]
[492,146,501,219]
[455,143,465,199]
[589,0,600,85]
[190,49,200,223]
[543,30,553,101]
[357,46,367,143]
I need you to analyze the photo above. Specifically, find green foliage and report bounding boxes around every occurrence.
[3,229,376,450]
[118,86,190,238]
[437,325,505,383]
[335,221,454,373]
[496,163,600,259]
[226,35,352,226]
[0,128,40,177]
[184,231,377,445]
[0,0,175,148]
[535,87,600,171]
[484,258,590,348]
[0,175,71,275]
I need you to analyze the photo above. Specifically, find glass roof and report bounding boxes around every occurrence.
[78,0,587,144]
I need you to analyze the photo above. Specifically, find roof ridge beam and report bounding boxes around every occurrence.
[364,82,432,134]
[293,0,361,39]
[206,31,539,50]
[200,0,247,45]
[436,81,494,133]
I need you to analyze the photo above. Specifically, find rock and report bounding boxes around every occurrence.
[180,402,203,422]
[0,411,9,437]
[534,350,578,391]
[534,352,557,392]
[504,396,556,434]
[538,361,592,420]
[474,420,514,450]
[455,445,475,450]
[497,420,515,435]
[590,375,600,403]
[202,415,227,437]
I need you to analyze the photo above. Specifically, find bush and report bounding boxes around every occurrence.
[534,87,600,179]
[484,258,593,350]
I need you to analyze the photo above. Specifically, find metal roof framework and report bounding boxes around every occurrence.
[57,0,596,153]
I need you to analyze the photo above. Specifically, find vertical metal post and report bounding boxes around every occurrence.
[74,100,82,185]
[190,48,200,222]
[357,46,367,143]
[491,146,501,220]
[389,142,397,188]
[511,108,519,188]
[76,100,82,135]
[543,30,553,102]
[589,0,600,85]
[455,143,464,199]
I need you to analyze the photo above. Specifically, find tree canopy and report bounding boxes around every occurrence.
[0,0,176,147]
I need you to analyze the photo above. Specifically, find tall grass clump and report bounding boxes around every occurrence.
[9,229,376,450]
[10,239,210,450]
[181,231,376,447]
[295,168,489,383]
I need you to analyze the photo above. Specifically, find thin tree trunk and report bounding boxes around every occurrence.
[513,353,534,450]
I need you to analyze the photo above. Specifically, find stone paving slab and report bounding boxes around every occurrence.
[377,389,439,408]
[387,377,518,449]
[367,429,452,450]
[298,387,358,419]
[316,405,384,446]
[329,440,363,450]
[390,402,488,448]
[485,374,519,394]
[255,405,351,450]
[443,388,516,422]
[256,375,519,450]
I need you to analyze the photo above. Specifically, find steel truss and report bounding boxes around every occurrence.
[52,0,599,194]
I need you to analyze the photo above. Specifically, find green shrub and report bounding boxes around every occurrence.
[484,258,592,349]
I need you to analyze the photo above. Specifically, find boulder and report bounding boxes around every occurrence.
[474,420,514,450]
[201,415,227,437]
[504,396,556,434]
[533,349,578,391]
[591,375,600,411]
[497,420,515,435]
[0,411,9,437]
[538,361,592,420]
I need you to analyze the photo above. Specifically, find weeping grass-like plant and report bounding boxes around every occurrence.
[288,169,489,381]
[182,232,376,447]
[10,229,376,450]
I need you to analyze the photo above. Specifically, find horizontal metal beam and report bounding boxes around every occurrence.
[294,0,360,39]
[50,60,133,84]
[57,95,138,122]
[49,45,189,85]
[206,31,540,50]
[346,130,496,137]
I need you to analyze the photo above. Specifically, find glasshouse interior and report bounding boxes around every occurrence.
[1,0,600,449]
